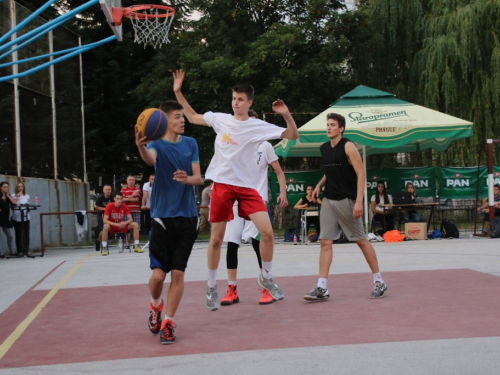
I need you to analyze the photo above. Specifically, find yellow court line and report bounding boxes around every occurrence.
[0,255,90,361]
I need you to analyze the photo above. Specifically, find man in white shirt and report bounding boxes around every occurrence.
[141,173,155,234]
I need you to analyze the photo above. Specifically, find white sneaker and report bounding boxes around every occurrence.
[375,235,384,242]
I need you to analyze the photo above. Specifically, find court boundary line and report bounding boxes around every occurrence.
[0,256,90,361]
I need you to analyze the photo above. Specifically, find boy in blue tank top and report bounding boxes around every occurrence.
[135,100,202,345]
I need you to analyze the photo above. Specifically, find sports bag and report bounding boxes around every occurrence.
[440,218,459,238]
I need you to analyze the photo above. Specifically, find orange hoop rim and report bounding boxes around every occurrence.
[117,5,175,21]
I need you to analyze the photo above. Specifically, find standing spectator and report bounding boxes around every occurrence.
[0,181,16,257]
[121,175,142,245]
[141,173,155,234]
[94,184,114,251]
[11,182,31,257]
[199,179,213,233]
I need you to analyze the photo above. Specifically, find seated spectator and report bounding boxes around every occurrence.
[477,184,500,231]
[370,181,394,231]
[94,184,114,251]
[199,179,213,233]
[400,182,421,223]
[121,175,142,245]
[141,173,155,235]
[294,185,321,235]
[101,193,143,256]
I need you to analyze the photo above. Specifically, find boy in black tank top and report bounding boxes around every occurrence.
[303,113,388,300]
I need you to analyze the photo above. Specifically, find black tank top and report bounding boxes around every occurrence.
[320,137,357,200]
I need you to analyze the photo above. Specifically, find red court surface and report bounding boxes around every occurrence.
[1,269,500,368]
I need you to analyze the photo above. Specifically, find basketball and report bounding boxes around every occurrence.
[137,108,168,141]
[308,232,319,243]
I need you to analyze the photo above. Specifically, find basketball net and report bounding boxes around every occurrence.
[121,5,175,49]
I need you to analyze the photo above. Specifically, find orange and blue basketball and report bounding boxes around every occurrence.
[137,108,168,141]
[308,232,319,243]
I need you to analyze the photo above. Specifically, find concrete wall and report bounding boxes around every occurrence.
[0,176,90,252]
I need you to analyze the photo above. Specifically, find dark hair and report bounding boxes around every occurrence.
[149,173,155,177]
[494,184,500,189]
[114,192,123,198]
[204,179,213,187]
[160,100,183,114]
[326,113,346,132]
[248,110,258,118]
[375,181,389,205]
[0,181,8,188]
[103,184,112,189]
[232,84,254,101]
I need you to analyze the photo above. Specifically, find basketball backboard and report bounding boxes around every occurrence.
[100,0,123,41]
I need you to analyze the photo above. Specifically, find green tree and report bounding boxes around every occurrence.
[355,0,500,167]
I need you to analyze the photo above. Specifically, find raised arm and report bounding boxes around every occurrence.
[173,69,208,126]
[272,99,298,140]
[270,160,288,208]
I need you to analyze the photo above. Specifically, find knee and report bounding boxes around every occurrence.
[171,270,184,284]
[151,271,166,284]
[259,226,274,242]
[103,224,110,232]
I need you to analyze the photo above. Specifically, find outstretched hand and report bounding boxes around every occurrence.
[272,99,290,116]
[173,69,185,93]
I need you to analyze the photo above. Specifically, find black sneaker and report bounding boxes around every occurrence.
[160,319,176,344]
[95,240,100,251]
[303,286,330,301]
[370,281,387,298]
[148,300,163,334]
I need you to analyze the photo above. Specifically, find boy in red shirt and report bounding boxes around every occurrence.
[101,193,141,255]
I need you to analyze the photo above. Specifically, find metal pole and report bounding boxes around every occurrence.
[486,139,494,222]
[49,30,58,180]
[10,0,21,177]
[79,36,87,183]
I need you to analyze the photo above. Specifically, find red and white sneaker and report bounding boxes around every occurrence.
[148,300,163,334]
[220,284,239,305]
[259,289,275,305]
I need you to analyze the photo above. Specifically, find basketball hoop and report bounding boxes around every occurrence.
[111,5,175,48]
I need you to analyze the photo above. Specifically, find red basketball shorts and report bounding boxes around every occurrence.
[109,225,129,235]
[209,183,266,222]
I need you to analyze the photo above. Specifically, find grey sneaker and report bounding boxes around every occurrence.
[370,281,387,299]
[257,274,284,300]
[303,286,330,301]
[206,284,219,311]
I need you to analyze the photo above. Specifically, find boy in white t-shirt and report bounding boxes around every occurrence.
[220,110,288,306]
[173,69,298,311]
